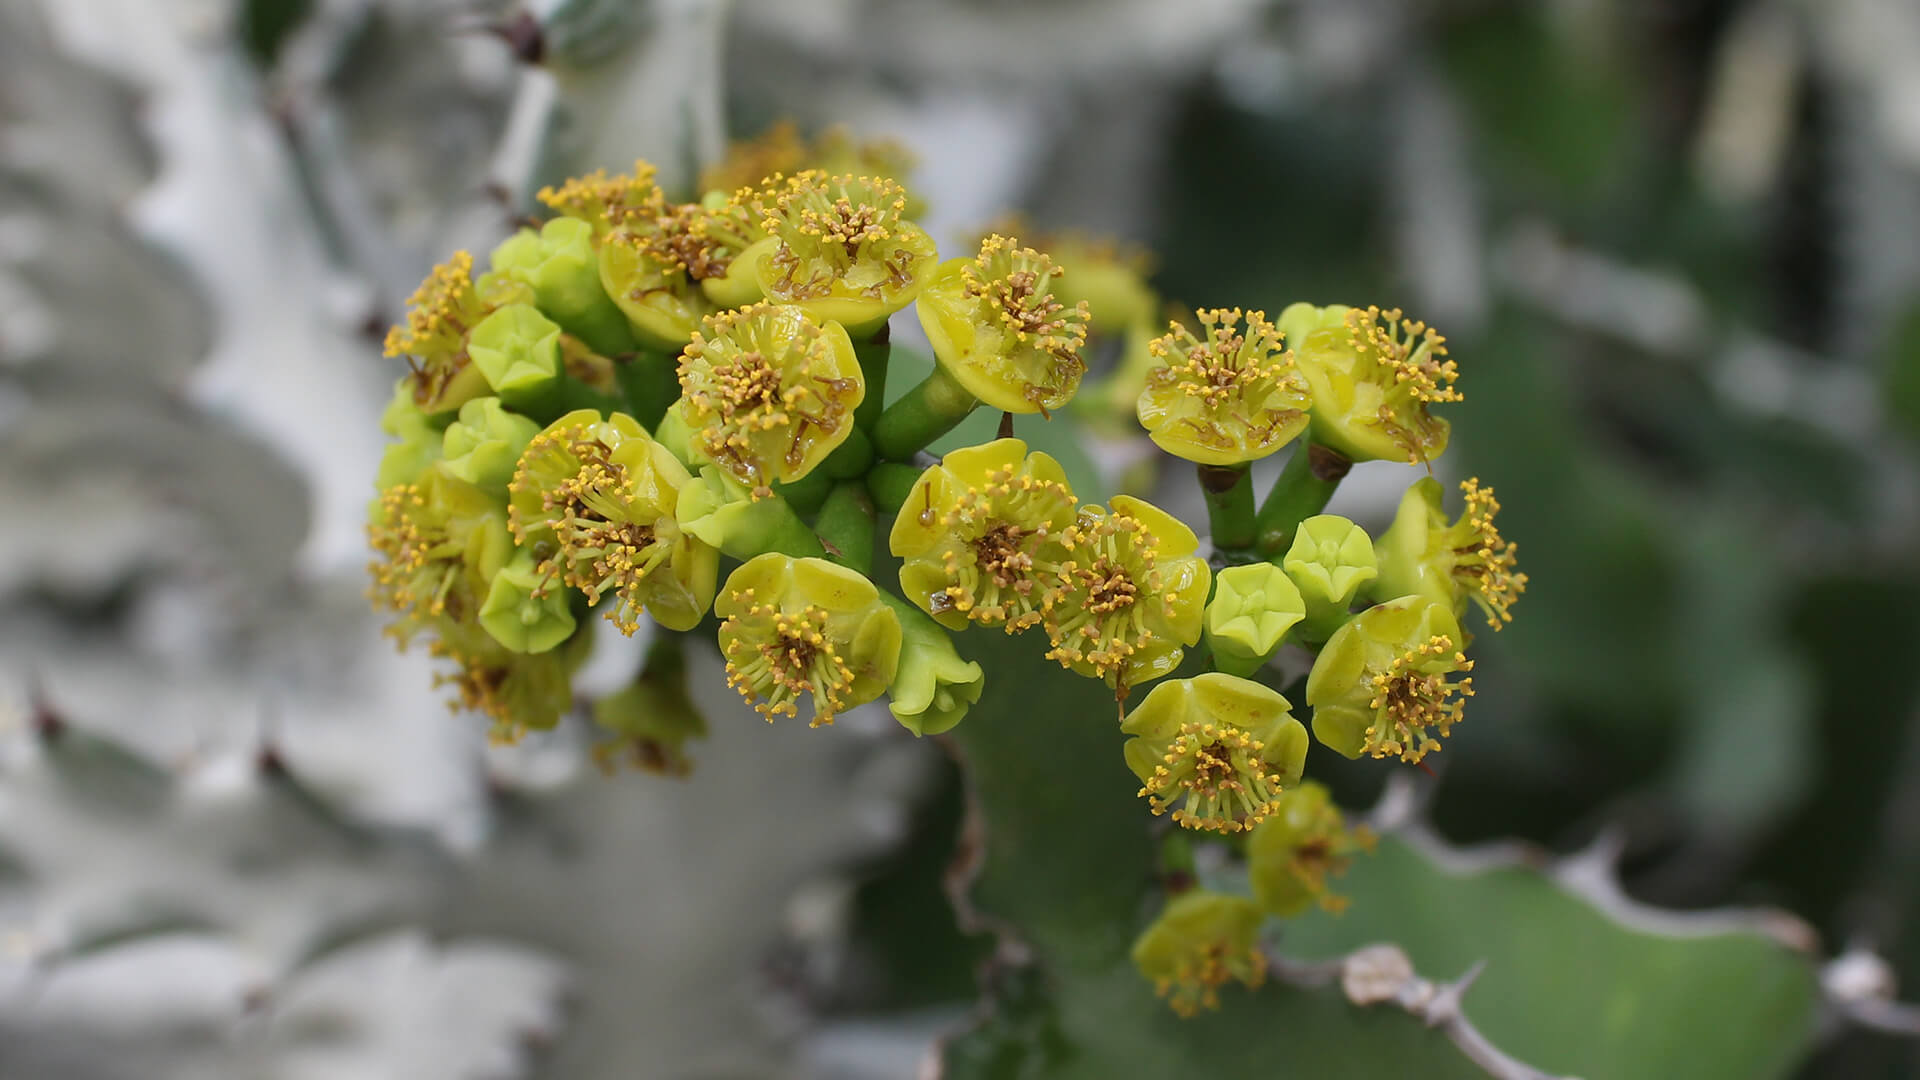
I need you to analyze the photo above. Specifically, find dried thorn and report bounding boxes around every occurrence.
[997,411,1015,439]
[27,678,65,742]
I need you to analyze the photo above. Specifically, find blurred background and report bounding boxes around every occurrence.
[2,0,1918,1077]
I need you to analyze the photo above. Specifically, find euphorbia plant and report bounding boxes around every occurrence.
[367,139,1525,1015]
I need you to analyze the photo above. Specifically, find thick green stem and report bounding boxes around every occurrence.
[872,366,979,461]
[771,469,832,517]
[821,425,875,479]
[615,350,681,428]
[1254,440,1352,556]
[853,324,891,433]
[1198,462,1256,552]
[815,480,876,575]
[867,462,925,519]
[752,502,829,560]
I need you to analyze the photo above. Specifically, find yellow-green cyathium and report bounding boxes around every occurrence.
[1306,594,1475,764]
[1121,673,1308,834]
[1373,476,1527,632]
[1204,563,1307,677]
[1278,302,1459,465]
[716,553,902,726]
[1130,890,1268,1017]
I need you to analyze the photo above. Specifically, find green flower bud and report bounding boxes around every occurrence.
[1277,302,1459,465]
[366,467,513,646]
[385,251,497,414]
[1305,595,1474,764]
[879,594,985,736]
[508,409,718,634]
[889,438,1080,632]
[753,172,938,337]
[716,553,903,726]
[590,635,707,776]
[674,303,864,497]
[1247,781,1375,917]
[1120,672,1308,834]
[478,549,577,654]
[1281,514,1379,640]
[441,397,540,496]
[916,235,1090,415]
[1374,477,1527,632]
[488,217,637,356]
[375,378,448,491]
[1130,890,1267,1017]
[1204,563,1306,677]
[467,303,562,400]
[675,466,819,561]
[1043,496,1210,691]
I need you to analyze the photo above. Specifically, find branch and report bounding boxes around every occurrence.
[1268,945,1578,1080]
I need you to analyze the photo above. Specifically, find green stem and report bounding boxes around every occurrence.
[867,462,925,518]
[1198,462,1255,552]
[815,480,876,575]
[771,469,832,517]
[614,350,681,428]
[872,366,979,461]
[1254,440,1352,556]
[853,325,890,433]
[752,501,829,560]
[820,425,875,479]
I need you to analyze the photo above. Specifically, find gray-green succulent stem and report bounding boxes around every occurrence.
[814,480,876,575]
[1254,439,1352,556]
[1199,462,1256,553]
[872,366,979,461]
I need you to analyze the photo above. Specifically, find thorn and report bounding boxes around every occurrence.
[255,741,288,778]
[26,678,65,742]
[457,11,543,65]
[997,411,1015,440]
[1416,760,1437,778]
[357,308,389,343]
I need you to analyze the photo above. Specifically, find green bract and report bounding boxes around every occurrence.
[889,437,1079,632]
[1246,780,1373,917]
[1277,301,1458,465]
[441,397,540,496]
[916,235,1090,415]
[881,594,985,736]
[1374,476,1527,632]
[1120,672,1307,834]
[1281,513,1379,640]
[1305,594,1474,764]
[489,216,637,356]
[673,303,863,497]
[1130,890,1267,1017]
[508,409,717,634]
[1136,308,1310,466]
[716,554,902,726]
[753,172,937,337]
[1204,563,1306,677]
[478,548,578,654]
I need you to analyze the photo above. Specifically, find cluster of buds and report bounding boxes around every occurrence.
[368,128,1526,1015]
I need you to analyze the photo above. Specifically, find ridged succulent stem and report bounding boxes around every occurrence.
[1255,440,1351,556]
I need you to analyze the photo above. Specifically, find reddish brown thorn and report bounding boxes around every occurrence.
[998,411,1015,440]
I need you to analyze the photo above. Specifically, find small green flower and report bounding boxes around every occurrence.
[1305,595,1475,764]
[590,636,707,776]
[384,252,497,414]
[916,235,1090,415]
[1203,563,1306,677]
[980,216,1157,335]
[536,161,661,238]
[1042,496,1210,691]
[441,397,541,496]
[699,122,923,216]
[751,172,938,336]
[889,438,1079,632]
[1130,890,1267,1017]
[1136,308,1311,466]
[1278,302,1459,465]
[881,594,985,736]
[466,304,562,402]
[366,468,513,645]
[508,409,718,634]
[429,620,587,743]
[1120,672,1308,834]
[1281,514,1379,639]
[1374,477,1527,632]
[487,216,636,356]
[673,302,864,497]
[478,548,578,654]
[599,223,716,351]
[716,554,903,726]
[1246,781,1374,917]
